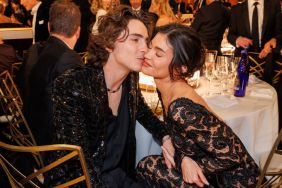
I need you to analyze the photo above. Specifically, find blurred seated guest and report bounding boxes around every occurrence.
[171,0,193,14]
[0,36,18,74]
[129,0,150,13]
[137,23,260,187]
[20,0,49,43]
[0,0,11,23]
[129,0,158,27]
[10,0,30,26]
[24,1,83,146]
[191,0,230,54]
[91,0,113,34]
[149,0,176,26]
[72,0,93,53]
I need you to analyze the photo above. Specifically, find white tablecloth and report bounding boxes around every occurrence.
[136,76,279,165]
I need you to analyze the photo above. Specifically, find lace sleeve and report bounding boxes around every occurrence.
[170,99,243,173]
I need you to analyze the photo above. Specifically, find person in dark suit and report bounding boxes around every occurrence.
[0,37,18,74]
[24,1,83,146]
[126,0,151,12]
[227,0,281,56]
[72,0,92,52]
[20,0,51,43]
[191,0,230,54]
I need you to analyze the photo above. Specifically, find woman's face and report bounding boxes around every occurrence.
[142,33,174,80]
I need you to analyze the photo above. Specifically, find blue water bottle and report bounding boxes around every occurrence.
[234,48,250,97]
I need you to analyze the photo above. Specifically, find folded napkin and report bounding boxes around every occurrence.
[248,74,261,84]
[207,96,238,108]
[250,88,273,98]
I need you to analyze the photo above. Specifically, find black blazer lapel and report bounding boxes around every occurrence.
[242,2,251,37]
[261,0,269,39]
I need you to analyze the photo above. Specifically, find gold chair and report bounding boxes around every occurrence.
[0,86,44,168]
[256,128,282,187]
[0,70,23,107]
[11,62,23,80]
[0,141,91,188]
[79,52,88,64]
[272,58,282,85]
[248,52,266,79]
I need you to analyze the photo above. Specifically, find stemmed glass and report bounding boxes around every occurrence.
[204,52,216,96]
[214,56,229,95]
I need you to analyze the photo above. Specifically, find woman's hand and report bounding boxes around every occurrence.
[162,136,175,169]
[181,156,209,187]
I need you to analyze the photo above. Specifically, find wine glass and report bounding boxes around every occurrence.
[214,56,229,95]
[204,52,215,96]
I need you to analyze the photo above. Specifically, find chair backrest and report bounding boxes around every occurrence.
[0,141,91,188]
[256,128,282,187]
[11,62,23,80]
[248,52,267,79]
[272,56,282,85]
[0,86,43,168]
[79,52,88,64]
[0,70,23,107]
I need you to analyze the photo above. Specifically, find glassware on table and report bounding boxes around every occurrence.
[227,56,240,89]
[214,56,229,95]
[204,52,216,96]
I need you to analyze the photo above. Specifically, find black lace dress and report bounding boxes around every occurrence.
[137,97,260,188]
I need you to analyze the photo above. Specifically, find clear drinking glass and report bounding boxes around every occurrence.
[215,56,229,95]
[204,53,216,96]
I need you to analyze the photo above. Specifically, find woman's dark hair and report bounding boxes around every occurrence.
[155,23,205,80]
[87,5,153,67]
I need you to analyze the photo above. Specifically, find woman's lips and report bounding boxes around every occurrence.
[142,60,152,67]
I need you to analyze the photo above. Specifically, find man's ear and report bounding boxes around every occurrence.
[105,46,113,53]
[75,26,81,39]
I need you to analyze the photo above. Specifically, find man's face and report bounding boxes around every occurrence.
[110,19,148,73]
[21,0,37,11]
[130,0,142,9]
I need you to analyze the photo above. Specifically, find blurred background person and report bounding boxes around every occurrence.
[24,1,83,147]
[0,36,18,74]
[123,0,151,11]
[0,0,11,23]
[10,0,30,26]
[91,0,113,34]
[20,0,50,43]
[149,0,176,26]
[227,0,281,57]
[191,0,230,54]
[72,0,92,52]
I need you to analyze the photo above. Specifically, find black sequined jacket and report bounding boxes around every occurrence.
[49,63,167,187]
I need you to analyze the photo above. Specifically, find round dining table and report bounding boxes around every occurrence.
[136,74,279,165]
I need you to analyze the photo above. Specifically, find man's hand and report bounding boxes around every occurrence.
[162,136,175,169]
[181,156,209,187]
[236,36,253,49]
[259,38,276,58]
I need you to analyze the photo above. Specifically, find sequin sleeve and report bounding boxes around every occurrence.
[49,69,105,187]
